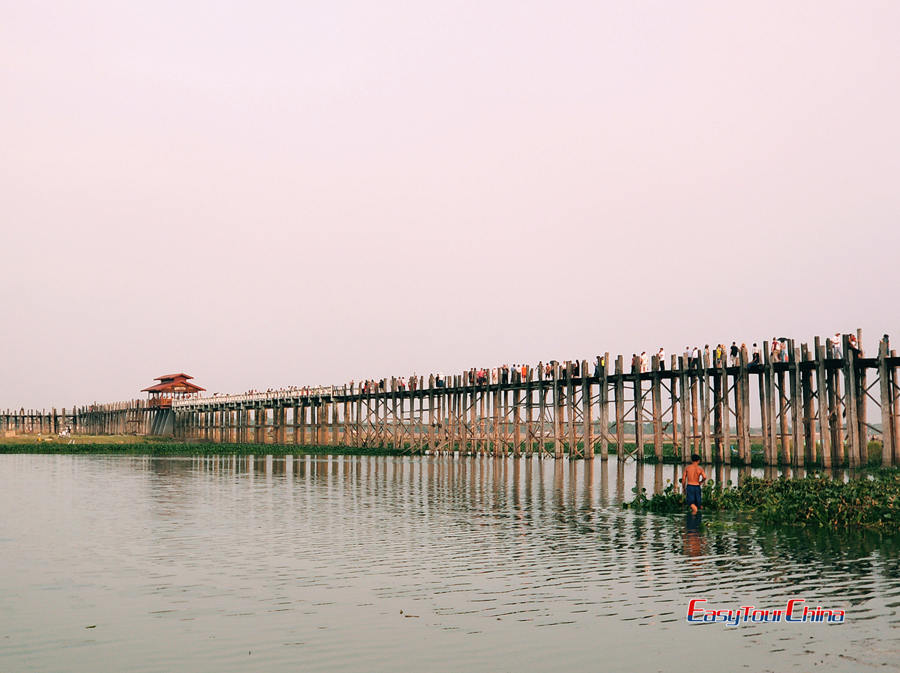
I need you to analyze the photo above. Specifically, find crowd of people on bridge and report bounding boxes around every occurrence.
[185,333,864,403]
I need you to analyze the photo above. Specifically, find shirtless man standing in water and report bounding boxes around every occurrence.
[682,454,707,515]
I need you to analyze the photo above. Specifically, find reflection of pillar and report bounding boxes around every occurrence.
[583,458,594,510]
[618,458,629,503]
[599,459,609,507]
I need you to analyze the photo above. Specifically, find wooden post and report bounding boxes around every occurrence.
[343,392,351,448]
[720,355,730,464]
[843,335,861,467]
[670,355,679,456]
[479,386,488,455]
[826,339,843,465]
[800,344,816,465]
[778,367,790,465]
[615,356,625,460]
[680,357,691,462]
[492,386,501,456]
[892,348,900,466]
[566,363,577,458]
[815,339,832,468]
[525,367,534,457]
[878,338,894,467]
[582,360,593,460]
[292,403,300,446]
[691,363,700,455]
[713,359,722,461]
[447,386,456,454]
[787,345,800,466]
[699,352,712,463]
[311,402,320,446]
[652,356,663,461]
[857,328,868,457]
[259,406,268,444]
[599,354,609,460]
[735,349,747,462]
[763,345,777,465]
[552,364,563,459]
[633,357,644,461]
[513,384,522,457]
[331,396,339,446]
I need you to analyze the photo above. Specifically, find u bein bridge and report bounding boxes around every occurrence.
[2,332,899,468]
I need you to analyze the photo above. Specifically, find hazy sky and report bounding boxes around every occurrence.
[3,1,899,410]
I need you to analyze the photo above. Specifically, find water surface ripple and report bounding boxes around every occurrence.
[0,454,897,672]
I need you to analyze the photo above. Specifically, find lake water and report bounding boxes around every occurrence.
[1,454,897,672]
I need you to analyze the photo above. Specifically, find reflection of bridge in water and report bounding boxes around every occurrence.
[3,331,899,467]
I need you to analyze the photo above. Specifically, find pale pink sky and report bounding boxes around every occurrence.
[2,1,899,409]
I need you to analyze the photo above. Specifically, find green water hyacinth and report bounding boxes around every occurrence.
[624,472,900,530]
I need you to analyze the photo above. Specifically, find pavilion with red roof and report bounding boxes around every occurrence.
[142,373,205,408]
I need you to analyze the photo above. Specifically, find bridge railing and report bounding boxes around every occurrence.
[172,386,345,409]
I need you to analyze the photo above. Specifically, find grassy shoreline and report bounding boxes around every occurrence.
[0,435,896,467]
[0,436,406,456]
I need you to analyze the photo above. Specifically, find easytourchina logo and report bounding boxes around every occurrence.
[686,599,845,626]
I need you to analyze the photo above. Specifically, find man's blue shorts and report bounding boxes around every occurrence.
[686,484,702,508]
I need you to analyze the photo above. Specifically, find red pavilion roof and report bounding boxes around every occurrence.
[142,373,205,394]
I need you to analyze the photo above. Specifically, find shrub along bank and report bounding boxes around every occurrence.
[624,471,900,530]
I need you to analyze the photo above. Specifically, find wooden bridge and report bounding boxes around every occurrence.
[3,332,899,467]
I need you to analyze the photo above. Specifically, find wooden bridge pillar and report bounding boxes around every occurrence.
[857,328,868,460]
[800,344,816,465]
[720,356,730,464]
[843,335,861,467]
[762,345,777,465]
[582,360,593,460]
[651,356,663,461]
[633,356,644,461]
[614,356,625,460]
[699,352,712,463]
[679,358,691,462]
[778,362,790,464]
[815,338,832,468]
[892,349,900,466]
[598,354,609,460]
[878,338,895,467]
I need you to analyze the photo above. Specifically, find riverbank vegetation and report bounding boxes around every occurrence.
[624,471,900,530]
[0,436,895,468]
[0,437,406,456]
